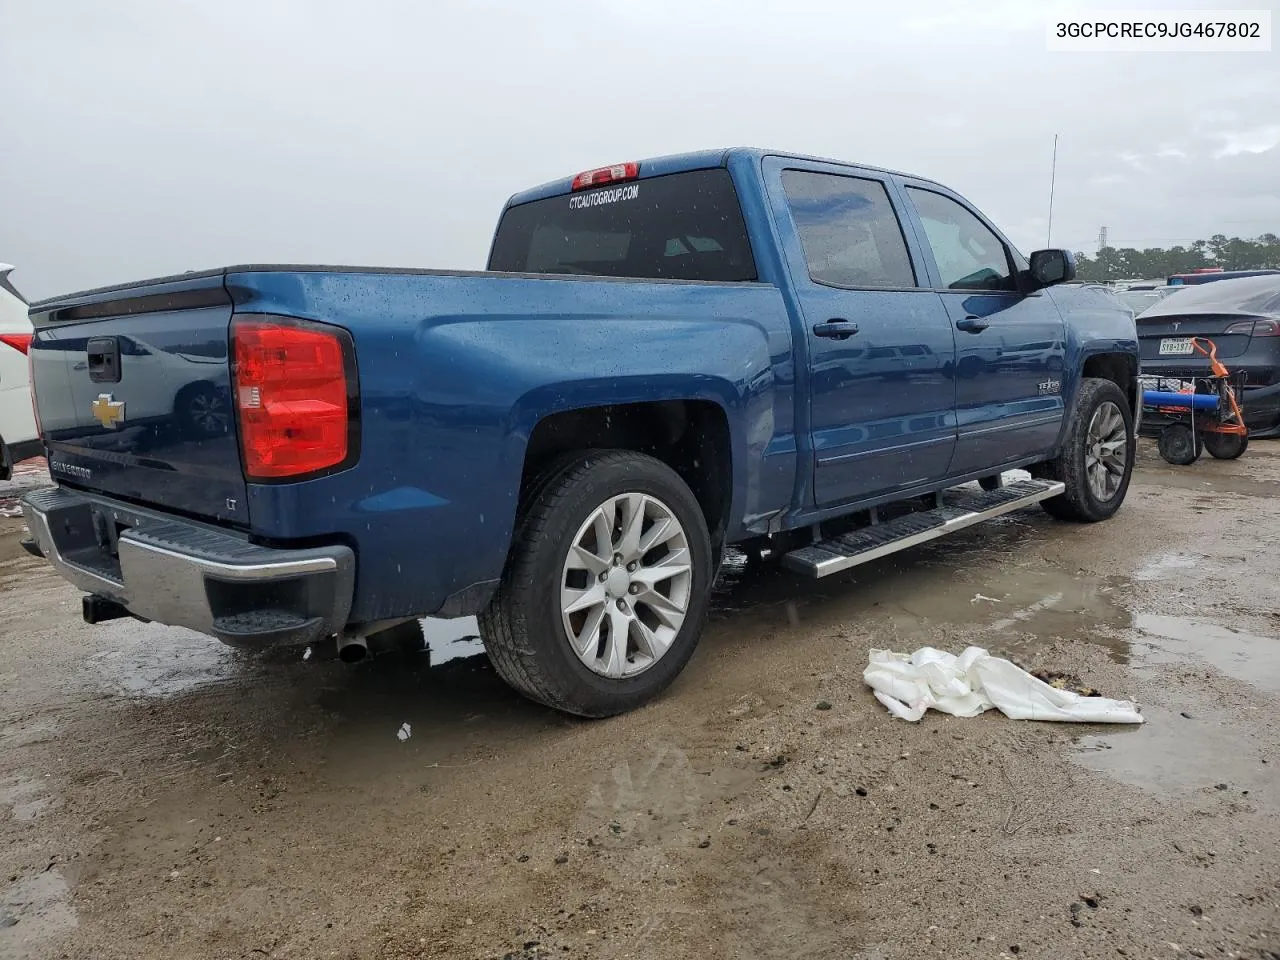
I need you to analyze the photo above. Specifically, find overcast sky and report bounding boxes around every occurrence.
[2,0,1277,299]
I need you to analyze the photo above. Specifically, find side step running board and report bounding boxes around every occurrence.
[782,479,1065,578]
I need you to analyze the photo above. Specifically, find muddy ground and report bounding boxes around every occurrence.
[0,445,1277,960]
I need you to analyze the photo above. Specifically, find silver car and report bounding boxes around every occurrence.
[1115,282,1186,317]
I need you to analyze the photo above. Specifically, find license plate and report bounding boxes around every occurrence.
[1159,337,1194,356]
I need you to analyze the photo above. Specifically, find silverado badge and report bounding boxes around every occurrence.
[91,393,126,429]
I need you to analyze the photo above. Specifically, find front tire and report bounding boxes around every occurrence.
[480,450,714,718]
[1038,378,1135,522]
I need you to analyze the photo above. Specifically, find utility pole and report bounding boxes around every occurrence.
[1046,133,1059,247]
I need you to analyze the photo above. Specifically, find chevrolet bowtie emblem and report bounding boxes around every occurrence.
[91,393,126,429]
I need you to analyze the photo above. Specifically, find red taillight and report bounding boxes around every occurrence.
[231,317,357,481]
[571,162,639,191]
[0,333,32,355]
[1224,319,1280,337]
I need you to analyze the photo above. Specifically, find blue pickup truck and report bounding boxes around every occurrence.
[21,148,1139,717]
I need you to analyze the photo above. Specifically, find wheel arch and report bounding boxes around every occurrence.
[518,398,734,548]
[1080,350,1140,416]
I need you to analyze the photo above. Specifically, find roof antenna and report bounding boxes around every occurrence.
[1046,133,1059,248]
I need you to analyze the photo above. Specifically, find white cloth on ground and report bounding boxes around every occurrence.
[863,646,1144,724]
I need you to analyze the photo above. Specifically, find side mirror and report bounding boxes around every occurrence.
[1029,248,1076,287]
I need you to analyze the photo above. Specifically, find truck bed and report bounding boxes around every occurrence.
[29,264,794,623]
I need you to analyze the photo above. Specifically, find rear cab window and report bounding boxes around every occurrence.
[488,168,758,282]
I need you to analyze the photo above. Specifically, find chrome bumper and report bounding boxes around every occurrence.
[21,486,354,646]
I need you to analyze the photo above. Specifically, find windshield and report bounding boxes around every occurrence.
[488,168,757,282]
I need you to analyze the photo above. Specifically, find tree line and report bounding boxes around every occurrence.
[1072,233,1280,282]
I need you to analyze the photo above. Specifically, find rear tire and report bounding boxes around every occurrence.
[1158,423,1202,465]
[1037,378,1135,522]
[479,450,714,718]
[1202,431,1248,460]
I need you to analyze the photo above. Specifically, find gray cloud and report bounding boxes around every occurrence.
[1,0,1276,299]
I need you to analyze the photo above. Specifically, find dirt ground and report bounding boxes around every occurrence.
[0,444,1277,960]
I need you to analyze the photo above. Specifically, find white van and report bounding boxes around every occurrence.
[0,264,40,480]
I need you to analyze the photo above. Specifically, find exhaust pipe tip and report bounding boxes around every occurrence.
[337,636,369,664]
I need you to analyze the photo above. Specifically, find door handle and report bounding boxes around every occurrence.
[956,316,990,333]
[812,319,860,340]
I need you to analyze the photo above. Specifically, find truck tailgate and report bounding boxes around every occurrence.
[28,273,247,526]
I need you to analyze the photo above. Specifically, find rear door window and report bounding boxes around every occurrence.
[488,168,757,282]
[780,170,917,289]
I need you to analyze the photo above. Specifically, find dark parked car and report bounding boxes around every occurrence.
[1139,274,1280,438]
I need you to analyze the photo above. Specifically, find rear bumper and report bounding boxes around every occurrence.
[20,486,354,646]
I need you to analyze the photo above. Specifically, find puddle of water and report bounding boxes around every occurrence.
[85,622,236,698]
[832,561,1130,658]
[1133,613,1280,694]
[80,615,487,701]
[421,617,485,665]
[1073,703,1276,809]
[1072,614,1278,803]
[1133,553,1201,582]
[934,570,1131,657]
